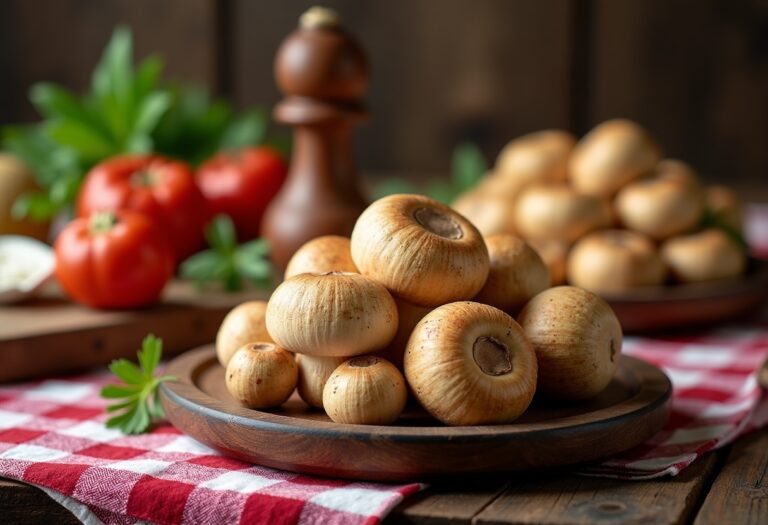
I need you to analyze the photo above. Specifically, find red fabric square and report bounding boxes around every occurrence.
[127,475,195,524]
[0,428,46,444]
[78,444,145,460]
[679,387,731,402]
[24,463,90,494]
[239,493,305,525]
[186,455,250,470]
[43,406,103,420]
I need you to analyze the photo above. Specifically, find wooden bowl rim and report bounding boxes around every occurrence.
[161,346,671,443]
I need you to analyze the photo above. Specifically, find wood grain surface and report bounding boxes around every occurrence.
[0,281,268,383]
[160,346,671,481]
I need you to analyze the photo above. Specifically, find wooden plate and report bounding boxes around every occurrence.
[160,346,671,481]
[605,257,768,333]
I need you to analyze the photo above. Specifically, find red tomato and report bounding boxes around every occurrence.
[197,147,287,241]
[77,155,208,261]
[55,210,174,309]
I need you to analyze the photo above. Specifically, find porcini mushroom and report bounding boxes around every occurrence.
[266,272,398,356]
[216,301,272,366]
[351,194,490,306]
[322,356,407,425]
[225,343,298,408]
[567,230,666,293]
[404,302,537,426]
[284,235,357,279]
[517,286,622,401]
[615,159,704,240]
[295,354,347,408]
[513,183,611,243]
[569,119,661,196]
[661,229,746,283]
[474,234,550,314]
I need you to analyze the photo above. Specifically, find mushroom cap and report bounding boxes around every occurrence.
[405,301,537,426]
[517,286,622,401]
[285,235,357,279]
[567,229,667,293]
[451,190,517,237]
[225,343,298,408]
[661,229,746,283]
[351,194,490,306]
[266,272,398,357]
[495,129,575,186]
[216,301,272,367]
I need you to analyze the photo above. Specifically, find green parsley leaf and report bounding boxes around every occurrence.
[101,334,175,435]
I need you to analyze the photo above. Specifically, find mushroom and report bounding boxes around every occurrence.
[322,356,407,424]
[225,343,298,408]
[567,230,666,293]
[661,229,746,283]
[451,190,516,237]
[375,298,432,370]
[527,239,569,286]
[495,129,575,187]
[295,354,347,408]
[517,286,622,401]
[615,159,704,240]
[569,119,661,196]
[513,183,611,243]
[474,234,550,314]
[404,301,537,426]
[284,235,357,279]
[351,194,490,306]
[266,272,398,356]
[216,301,273,366]
[706,185,743,231]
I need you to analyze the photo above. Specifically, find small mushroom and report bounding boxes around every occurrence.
[375,298,432,370]
[569,119,661,196]
[517,286,622,401]
[216,301,272,366]
[322,356,407,425]
[452,190,517,237]
[225,343,298,408]
[404,302,537,426]
[495,129,575,186]
[706,185,743,232]
[474,234,550,314]
[351,194,490,306]
[567,230,666,293]
[513,183,611,243]
[527,238,569,286]
[284,235,357,279]
[266,272,398,356]
[615,159,704,240]
[295,354,347,408]
[661,229,746,283]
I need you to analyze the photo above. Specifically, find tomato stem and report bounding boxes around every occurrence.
[89,211,118,234]
[131,169,161,188]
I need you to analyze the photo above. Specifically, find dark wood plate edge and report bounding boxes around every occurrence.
[160,346,672,445]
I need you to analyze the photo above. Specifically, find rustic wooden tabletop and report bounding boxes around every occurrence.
[1,425,765,525]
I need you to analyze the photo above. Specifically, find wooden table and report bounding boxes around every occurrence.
[1,426,765,524]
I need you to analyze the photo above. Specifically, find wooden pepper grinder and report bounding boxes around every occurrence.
[261,7,368,271]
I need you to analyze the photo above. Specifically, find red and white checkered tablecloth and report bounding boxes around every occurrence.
[0,204,765,524]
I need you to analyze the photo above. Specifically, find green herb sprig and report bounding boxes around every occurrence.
[373,142,487,203]
[180,215,273,292]
[101,334,175,435]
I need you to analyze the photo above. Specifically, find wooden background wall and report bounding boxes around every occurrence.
[1,0,767,187]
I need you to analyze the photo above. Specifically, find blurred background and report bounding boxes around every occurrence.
[1,0,767,191]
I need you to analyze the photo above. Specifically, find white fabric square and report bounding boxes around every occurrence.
[0,410,33,429]
[199,470,282,493]
[310,487,393,515]
[664,369,705,388]
[59,421,124,442]
[625,453,697,471]
[105,459,170,475]
[24,381,93,403]
[157,436,216,455]
[665,425,732,445]
[0,444,69,462]
[675,346,736,367]
[702,397,755,418]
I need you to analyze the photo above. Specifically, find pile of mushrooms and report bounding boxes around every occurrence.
[218,193,623,426]
[454,119,748,294]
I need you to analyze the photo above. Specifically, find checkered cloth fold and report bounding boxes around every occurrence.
[0,204,766,524]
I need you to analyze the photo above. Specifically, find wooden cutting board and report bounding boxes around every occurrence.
[0,282,269,383]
